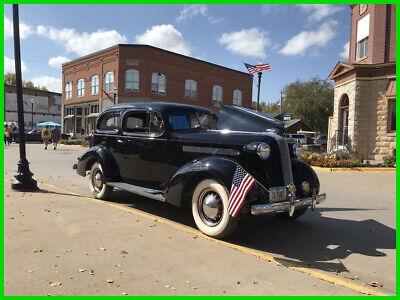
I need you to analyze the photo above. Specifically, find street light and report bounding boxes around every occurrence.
[30,98,34,130]
[113,87,118,104]
[11,4,37,191]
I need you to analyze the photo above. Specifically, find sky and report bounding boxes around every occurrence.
[3,4,351,103]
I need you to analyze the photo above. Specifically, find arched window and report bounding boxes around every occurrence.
[184,79,197,100]
[65,82,72,99]
[104,72,114,92]
[125,70,139,91]
[233,89,242,106]
[90,75,99,95]
[212,85,223,103]
[151,73,166,94]
[77,79,85,97]
[338,94,349,145]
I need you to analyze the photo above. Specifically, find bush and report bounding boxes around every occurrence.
[382,155,396,167]
[299,151,361,168]
[59,139,89,147]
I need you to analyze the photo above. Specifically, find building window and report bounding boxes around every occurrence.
[125,70,139,92]
[105,72,114,92]
[90,105,99,114]
[184,79,197,100]
[233,89,242,106]
[76,107,83,115]
[356,14,369,60]
[151,73,166,94]
[212,85,223,103]
[388,99,396,132]
[90,75,99,95]
[66,107,74,116]
[77,79,85,97]
[65,82,72,99]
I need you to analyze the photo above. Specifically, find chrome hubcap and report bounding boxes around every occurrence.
[198,189,223,227]
[92,169,103,192]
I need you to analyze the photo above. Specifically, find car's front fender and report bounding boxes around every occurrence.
[76,144,119,181]
[290,158,320,196]
[165,156,237,207]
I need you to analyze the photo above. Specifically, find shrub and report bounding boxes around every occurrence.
[299,151,361,168]
[59,139,89,147]
[382,155,396,167]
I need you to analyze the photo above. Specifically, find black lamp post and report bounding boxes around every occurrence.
[11,4,37,191]
[30,98,34,130]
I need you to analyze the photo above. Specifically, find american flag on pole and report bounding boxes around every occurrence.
[244,62,271,74]
[227,165,256,217]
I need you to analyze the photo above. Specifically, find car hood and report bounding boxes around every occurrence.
[217,105,285,136]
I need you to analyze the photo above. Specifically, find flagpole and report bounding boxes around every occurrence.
[256,72,262,112]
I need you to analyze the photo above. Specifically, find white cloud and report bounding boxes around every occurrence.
[48,56,71,68]
[219,28,271,58]
[36,25,127,56]
[261,4,287,15]
[177,4,207,21]
[297,4,343,23]
[31,76,62,93]
[136,24,191,56]
[4,56,27,73]
[4,16,33,39]
[340,41,350,60]
[280,20,337,56]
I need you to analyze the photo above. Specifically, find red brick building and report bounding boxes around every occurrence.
[61,44,252,135]
[328,4,396,162]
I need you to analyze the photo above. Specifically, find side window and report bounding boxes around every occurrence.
[123,111,164,136]
[97,112,120,132]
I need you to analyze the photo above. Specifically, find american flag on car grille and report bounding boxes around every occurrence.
[228,165,255,217]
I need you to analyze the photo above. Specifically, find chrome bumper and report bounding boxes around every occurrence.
[251,193,327,215]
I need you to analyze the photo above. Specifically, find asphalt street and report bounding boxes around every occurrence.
[3,143,396,295]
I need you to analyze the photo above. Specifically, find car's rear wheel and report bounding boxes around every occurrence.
[89,162,113,199]
[192,179,238,238]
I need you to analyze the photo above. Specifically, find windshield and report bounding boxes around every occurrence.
[169,111,218,131]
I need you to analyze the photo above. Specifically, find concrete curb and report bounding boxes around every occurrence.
[312,166,396,172]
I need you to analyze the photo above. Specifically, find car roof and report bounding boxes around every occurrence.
[103,102,215,115]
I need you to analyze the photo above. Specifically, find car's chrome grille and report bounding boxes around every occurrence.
[269,135,294,186]
[182,145,240,156]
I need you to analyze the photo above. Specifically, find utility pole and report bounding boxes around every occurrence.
[256,72,262,112]
[11,4,37,191]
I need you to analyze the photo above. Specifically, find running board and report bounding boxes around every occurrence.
[107,182,166,202]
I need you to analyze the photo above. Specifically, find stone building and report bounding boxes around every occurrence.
[4,84,62,129]
[61,44,252,136]
[328,4,396,162]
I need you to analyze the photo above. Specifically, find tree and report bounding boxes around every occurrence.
[252,100,281,115]
[282,77,333,134]
[4,73,49,91]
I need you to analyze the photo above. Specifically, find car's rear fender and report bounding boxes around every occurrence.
[165,156,237,207]
[76,144,119,181]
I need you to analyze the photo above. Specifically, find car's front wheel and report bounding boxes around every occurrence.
[192,179,238,238]
[89,162,113,199]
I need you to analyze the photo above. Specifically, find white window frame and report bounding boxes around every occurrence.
[65,82,72,99]
[77,79,85,97]
[125,69,139,92]
[212,85,223,103]
[233,89,242,106]
[151,72,166,94]
[184,79,197,100]
[90,75,99,95]
[105,71,114,92]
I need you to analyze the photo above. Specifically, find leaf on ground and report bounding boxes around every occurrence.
[121,292,128,296]
[33,249,43,253]
[67,249,72,252]
[90,269,94,275]
[367,282,383,288]
[79,268,87,272]
[120,250,128,254]
[106,279,114,283]
[49,281,61,287]
[100,247,106,251]
[345,275,355,280]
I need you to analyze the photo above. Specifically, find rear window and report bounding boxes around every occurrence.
[169,113,200,130]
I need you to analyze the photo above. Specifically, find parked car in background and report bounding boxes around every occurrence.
[314,135,327,151]
[14,128,70,143]
[74,102,326,238]
[284,133,308,145]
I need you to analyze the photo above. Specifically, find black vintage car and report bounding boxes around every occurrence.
[75,102,326,238]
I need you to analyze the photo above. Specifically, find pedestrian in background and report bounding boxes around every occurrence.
[41,125,52,150]
[9,123,15,143]
[4,124,10,146]
[51,126,61,150]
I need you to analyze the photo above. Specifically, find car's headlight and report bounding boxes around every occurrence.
[293,142,303,158]
[257,143,271,160]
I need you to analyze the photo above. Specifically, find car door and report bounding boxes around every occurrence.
[118,109,171,189]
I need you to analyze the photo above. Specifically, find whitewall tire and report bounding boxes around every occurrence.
[192,179,238,238]
[89,162,113,199]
